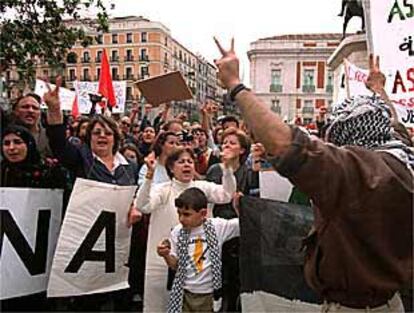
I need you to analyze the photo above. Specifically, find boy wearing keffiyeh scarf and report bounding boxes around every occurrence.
[157,187,240,313]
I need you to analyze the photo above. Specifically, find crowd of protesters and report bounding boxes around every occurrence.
[1,43,413,313]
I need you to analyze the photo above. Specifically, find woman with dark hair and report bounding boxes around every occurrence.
[135,147,238,313]
[44,83,141,311]
[138,125,156,157]
[120,143,143,168]
[206,127,259,312]
[137,131,179,187]
[1,125,66,311]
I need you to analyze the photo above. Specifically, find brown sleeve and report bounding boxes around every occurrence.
[268,127,391,219]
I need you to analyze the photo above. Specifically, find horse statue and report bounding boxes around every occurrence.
[339,0,365,39]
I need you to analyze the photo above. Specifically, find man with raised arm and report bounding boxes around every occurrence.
[213,38,413,312]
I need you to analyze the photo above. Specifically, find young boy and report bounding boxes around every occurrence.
[157,187,240,313]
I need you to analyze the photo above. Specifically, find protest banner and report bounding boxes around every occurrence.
[364,0,414,127]
[34,80,76,111]
[239,196,319,312]
[135,71,193,106]
[47,178,136,298]
[344,59,371,97]
[0,188,63,300]
[73,81,127,114]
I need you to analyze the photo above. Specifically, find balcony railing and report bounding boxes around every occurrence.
[112,75,120,80]
[123,75,135,81]
[326,85,333,93]
[124,55,134,62]
[269,84,283,93]
[81,57,91,63]
[271,106,282,114]
[95,56,101,63]
[110,56,119,62]
[67,76,77,81]
[302,107,314,114]
[139,55,149,62]
[302,85,316,93]
[81,76,91,81]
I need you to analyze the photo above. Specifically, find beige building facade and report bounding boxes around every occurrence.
[4,16,221,116]
[248,34,341,124]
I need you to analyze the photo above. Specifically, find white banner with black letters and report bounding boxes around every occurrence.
[0,188,63,300]
[47,178,136,298]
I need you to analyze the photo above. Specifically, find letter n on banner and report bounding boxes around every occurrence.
[0,188,63,300]
[47,178,136,298]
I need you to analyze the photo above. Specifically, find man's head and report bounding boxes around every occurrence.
[175,188,208,229]
[119,116,131,135]
[220,115,239,130]
[12,93,42,129]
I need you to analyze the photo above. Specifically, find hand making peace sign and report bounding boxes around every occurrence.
[365,54,386,94]
[213,37,241,90]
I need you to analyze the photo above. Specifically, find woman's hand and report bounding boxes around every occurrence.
[144,152,156,179]
[127,204,142,227]
[251,143,266,172]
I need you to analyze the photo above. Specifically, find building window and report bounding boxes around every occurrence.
[69,69,76,81]
[112,67,118,80]
[43,69,49,77]
[303,100,314,114]
[125,67,133,80]
[96,68,100,80]
[303,69,315,92]
[270,69,282,92]
[271,99,281,113]
[112,34,118,44]
[82,51,90,63]
[140,49,148,61]
[164,36,168,46]
[140,66,149,78]
[126,33,133,43]
[83,68,90,81]
[96,50,102,63]
[111,50,119,62]
[96,34,103,44]
[141,32,147,43]
[126,49,133,61]
[326,71,334,93]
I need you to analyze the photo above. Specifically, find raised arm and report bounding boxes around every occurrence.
[213,37,292,157]
[365,54,399,128]
[135,152,164,214]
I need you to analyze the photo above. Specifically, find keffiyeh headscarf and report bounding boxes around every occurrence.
[326,95,414,170]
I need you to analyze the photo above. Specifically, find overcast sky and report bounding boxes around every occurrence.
[108,0,362,80]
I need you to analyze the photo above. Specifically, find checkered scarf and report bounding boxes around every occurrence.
[167,219,222,313]
[327,95,414,170]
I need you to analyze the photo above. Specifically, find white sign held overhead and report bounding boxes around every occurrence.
[74,81,127,114]
[34,80,76,111]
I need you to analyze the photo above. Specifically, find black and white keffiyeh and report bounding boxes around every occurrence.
[327,95,414,170]
[167,219,222,313]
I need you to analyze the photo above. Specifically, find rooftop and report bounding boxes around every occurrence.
[259,33,342,41]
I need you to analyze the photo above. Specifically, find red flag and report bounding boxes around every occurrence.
[98,49,116,108]
[71,95,80,119]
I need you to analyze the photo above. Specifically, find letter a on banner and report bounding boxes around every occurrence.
[47,179,136,298]
[0,188,63,300]
[65,211,115,273]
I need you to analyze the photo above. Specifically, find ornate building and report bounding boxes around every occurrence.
[248,34,341,123]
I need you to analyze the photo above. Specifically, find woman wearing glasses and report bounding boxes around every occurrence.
[44,81,141,311]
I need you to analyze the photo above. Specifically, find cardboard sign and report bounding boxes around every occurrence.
[135,71,193,106]
[47,179,136,298]
[0,188,63,300]
[365,0,414,127]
